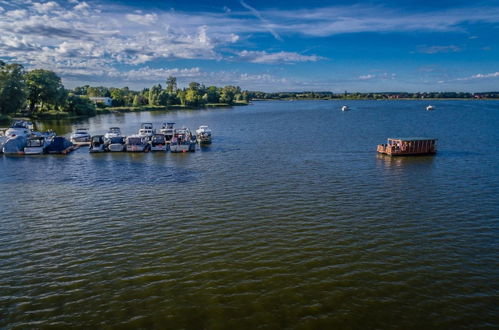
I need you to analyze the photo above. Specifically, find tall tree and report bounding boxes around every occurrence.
[166,76,177,94]
[25,69,65,113]
[0,61,26,115]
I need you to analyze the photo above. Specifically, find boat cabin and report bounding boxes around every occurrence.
[377,137,437,156]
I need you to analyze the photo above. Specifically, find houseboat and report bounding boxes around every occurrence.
[70,128,91,145]
[377,137,437,156]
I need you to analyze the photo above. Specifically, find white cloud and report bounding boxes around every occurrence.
[458,72,499,81]
[418,45,461,54]
[358,74,375,80]
[32,1,59,14]
[125,13,157,25]
[238,50,322,64]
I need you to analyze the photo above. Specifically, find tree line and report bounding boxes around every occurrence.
[249,91,499,100]
[0,61,96,118]
[73,77,250,108]
[0,61,251,120]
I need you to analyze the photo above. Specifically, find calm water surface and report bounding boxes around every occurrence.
[1,100,499,328]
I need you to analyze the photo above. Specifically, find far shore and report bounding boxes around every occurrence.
[0,101,249,123]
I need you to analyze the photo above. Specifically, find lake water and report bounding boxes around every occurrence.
[1,100,498,328]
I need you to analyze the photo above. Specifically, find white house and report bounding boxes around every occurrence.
[89,97,113,106]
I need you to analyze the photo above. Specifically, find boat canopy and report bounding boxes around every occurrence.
[388,137,437,142]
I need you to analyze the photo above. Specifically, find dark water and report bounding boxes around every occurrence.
[1,100,498,329]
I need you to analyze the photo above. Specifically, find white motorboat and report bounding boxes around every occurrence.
[24,136,52,155]
[5,120,32,138]
[426,105,435,111]
[170,127,196,153]
[104,127,122,139]
[70,128,91,145]
[341,105,349,111]
[126,135,150,152]
[2,135,28,154]
[89,135,107,153]
[107,136,126,152]
[150,133,168,151]
[195,125,212,144]
[160,122,176,143]
[138,123,155,139]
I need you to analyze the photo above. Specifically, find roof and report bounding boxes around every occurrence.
[389,137,437,141]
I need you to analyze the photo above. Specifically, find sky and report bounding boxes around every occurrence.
[1,0,499,92]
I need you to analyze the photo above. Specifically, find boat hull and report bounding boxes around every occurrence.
[24,147,45,155]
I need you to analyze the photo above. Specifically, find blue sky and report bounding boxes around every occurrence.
[1,0,499,92]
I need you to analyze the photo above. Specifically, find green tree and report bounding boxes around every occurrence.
[25,69,65,113]
[177,90,186,106]
[166,76,177,94]
[87,86,110,97]
[65,95,96,116]
[206,86,219,103]
[220,85,240,104]
[148,84,162,106]
[132,95,141,107]
[0,61,26,115]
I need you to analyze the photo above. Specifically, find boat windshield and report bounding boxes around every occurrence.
[128,137,143,145]
[110,137,125,144]
[92,136,103,143]
[152,135,166,143]
[27,138,44,147]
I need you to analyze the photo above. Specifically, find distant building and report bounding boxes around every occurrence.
[89,97,112,106]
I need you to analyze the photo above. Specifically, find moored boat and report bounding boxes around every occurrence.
[5,120,32,138]
[46,136,75,154]
[377,137,437,156]
[24,136,52,155]
[125,135,150,152]
[107,136,126,152]
[170,127,196,153]
[195,125,212,144]
[70,128,91,145]
[138,123,155,140]
[426,105,435,111]
[341,105,349,111]
[160,122,176,143]
[89,135,107,153]
[150,133,168,151]
[2,135,27,155]
[104,127,122,139]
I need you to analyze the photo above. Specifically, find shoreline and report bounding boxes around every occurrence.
[0,101,249,123]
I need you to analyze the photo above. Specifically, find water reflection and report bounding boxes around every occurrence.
[376,153,436,169]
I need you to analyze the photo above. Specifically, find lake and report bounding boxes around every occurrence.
[1,100,498,328]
